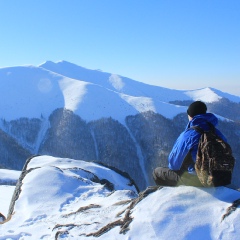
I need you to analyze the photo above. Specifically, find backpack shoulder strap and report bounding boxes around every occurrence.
[206,121,216,133]
[190,125,204,134]
[190,122,216,134]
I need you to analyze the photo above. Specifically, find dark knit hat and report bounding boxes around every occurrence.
[187,101,207,117]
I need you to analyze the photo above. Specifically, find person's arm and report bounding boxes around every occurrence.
[168,131,192,171]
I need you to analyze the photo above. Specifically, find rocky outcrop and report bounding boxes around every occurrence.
[1,156,240,240]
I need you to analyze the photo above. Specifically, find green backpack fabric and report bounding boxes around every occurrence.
[192,124,235,187]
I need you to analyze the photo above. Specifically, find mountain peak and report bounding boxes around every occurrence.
[39,60,88,71]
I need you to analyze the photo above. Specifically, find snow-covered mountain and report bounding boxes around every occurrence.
[0,156,240,240]
[0,61,240,190]
[0,60,239,122]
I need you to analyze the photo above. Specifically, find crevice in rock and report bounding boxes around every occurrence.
[84,186,162,237]
[221,198,240,221]
[62,204,101,218]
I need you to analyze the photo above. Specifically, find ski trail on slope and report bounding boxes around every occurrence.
[124,124,149,188]
[34,118,50,153]
[90,128,99,161]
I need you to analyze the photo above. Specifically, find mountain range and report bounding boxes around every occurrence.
[0,61,240,190]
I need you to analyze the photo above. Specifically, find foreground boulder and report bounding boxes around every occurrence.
[0,155,240,239]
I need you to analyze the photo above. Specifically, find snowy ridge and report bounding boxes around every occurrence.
[0,61,239,123]
[0,156,240,239]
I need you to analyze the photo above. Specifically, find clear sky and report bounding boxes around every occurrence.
[0,0,239,96]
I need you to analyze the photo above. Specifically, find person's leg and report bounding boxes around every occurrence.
[153,167,181,186]
[177,151,203,187]
[179,172,203,187]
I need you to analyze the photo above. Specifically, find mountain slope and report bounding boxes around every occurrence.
[0,66,64,120]
[40,60,240,104]
[1,61,239,123]
[0,64,187,123]
[0,61,240,190]
[0,156,240,240]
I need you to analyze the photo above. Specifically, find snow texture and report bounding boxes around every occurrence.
[0,186,15,216]
[0,156,240,240]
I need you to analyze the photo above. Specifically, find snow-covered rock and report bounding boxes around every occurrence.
[0,155,240,239]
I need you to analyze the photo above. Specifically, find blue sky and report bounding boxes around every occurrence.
[0,0,239,95]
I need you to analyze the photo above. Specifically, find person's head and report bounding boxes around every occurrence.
[187,101,207,120]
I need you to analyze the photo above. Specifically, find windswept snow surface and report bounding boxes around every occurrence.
[1,61,240,122]
[0,156,240,239]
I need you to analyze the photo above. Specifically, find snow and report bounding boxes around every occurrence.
[1,61,239,123]
[0,186,15,216]
[185,87,222,103]
[0,156,239,239]
[0,61,239,238]
[119,93,156,113]
[58,77,89,112]
[124,124,149,186]
[109,74,125,91]
[0,66,64,120]
[34,118,50,153]
[210,88,240,103]
[130,186,240,240]
[0,169,20,216]
[0,169,21,185]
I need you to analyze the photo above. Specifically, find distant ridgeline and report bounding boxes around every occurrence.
[170,98,240,122]
[0,102,240,190]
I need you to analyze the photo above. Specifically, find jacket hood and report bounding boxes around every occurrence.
[186,113,219,130]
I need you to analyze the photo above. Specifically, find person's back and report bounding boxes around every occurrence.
[153,101,229,187]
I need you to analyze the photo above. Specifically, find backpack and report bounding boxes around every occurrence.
[192,123,235,187]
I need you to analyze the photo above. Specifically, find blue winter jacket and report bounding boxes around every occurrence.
[168,113,227,172]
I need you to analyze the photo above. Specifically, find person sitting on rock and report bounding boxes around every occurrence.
[153,100,227,187]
